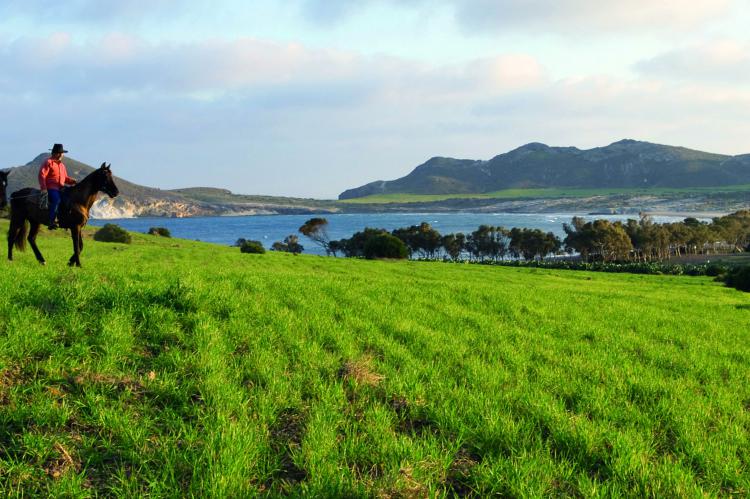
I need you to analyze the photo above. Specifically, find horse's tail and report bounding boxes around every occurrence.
[8,188,37,252]
[8,209,27,252]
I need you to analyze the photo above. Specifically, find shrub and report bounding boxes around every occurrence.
[724,266,750,292]
[364,233,408,260]
[704,263,729,277]
[148,227,171,237]
[240,240,265,254]
[94,224,132,244]
[271,235,303,255]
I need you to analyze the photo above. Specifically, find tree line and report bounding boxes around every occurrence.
[290,211,750,263]
[563,211,750,262]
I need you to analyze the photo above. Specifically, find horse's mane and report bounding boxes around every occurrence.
[70,167,106,191]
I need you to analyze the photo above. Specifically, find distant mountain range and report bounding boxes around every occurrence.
[4,141,749,219]
[3,154,340,218]
[339,140,750,199]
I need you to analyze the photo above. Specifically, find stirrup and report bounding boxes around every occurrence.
[48,222,59,230]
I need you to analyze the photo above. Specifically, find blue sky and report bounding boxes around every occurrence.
[1,0,749,198]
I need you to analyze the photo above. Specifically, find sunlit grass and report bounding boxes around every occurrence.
[0,219,748,496]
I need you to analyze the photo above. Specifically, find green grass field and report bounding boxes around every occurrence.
[1,220,749,496]
[340,185,750,204]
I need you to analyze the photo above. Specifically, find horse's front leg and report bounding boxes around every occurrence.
[7,229,13,261]
[69,226,82,267]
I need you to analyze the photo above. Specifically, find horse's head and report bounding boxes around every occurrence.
[96,163,119,198]
[0,170,8,209]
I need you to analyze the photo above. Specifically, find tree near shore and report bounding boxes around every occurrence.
[509,227,561,261]
[564,218,632,262]
[299,218,336,256]
[392,222,441,258]
[466,225,508,261]
[441,233,466,261]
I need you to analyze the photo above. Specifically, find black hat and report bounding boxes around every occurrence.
[50,144,68,154]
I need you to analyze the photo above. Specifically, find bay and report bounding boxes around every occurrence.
[90,212,697,256]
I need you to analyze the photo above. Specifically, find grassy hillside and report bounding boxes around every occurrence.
[1,221,749,496]
[5,155,339,216]
[170,187,339,210]
[340,185,750,204]
[6,154,187,205]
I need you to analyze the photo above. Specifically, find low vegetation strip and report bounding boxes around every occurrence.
[0,220,749,496]
[433,258,734,276]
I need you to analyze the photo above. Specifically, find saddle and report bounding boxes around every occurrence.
[35,188,73,228]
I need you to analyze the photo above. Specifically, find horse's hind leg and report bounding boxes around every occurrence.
[8,225,14,261]
[27,223,46,265]
[7,220,21,261]
[7,227,15,261]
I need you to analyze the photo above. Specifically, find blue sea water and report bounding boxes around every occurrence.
[90,212,695,256]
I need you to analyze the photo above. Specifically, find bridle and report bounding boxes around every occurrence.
[97,171,119,198]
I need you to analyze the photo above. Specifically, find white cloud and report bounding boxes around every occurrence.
[0,34,546,100]
[0,33,552,196]
[0,0,198,22]
[449,0,732,33]
[2,0,734,35]
[298,0,734,33]
[635,40,750,83]
[2,32,750,198]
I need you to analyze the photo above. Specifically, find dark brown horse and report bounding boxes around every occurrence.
[8,163,119,267]
[0,170,8,210]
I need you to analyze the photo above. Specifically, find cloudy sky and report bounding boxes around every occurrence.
[1,1,749,198]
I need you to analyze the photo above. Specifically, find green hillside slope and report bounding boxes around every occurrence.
[340,139,750,199]
[6,154,186,204]
[341,185,750,204]
[5,155,340,216]
[170,187,339,210]
[0,221,748,496]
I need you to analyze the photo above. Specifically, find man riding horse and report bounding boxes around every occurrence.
[8,144,119,266]
[39,143,77,230]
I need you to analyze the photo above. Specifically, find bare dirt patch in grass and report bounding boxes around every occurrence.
[265,407,308,493]
[444,447,481,497]
[376,465,430,499]
[0,365,24,405]
[548,478,584,498]
[388,396,438,437]
[67,372,149,398]
[339,356,385,387]
[44,442,81,480]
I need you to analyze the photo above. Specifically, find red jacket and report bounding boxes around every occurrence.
[39,158,75,190]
